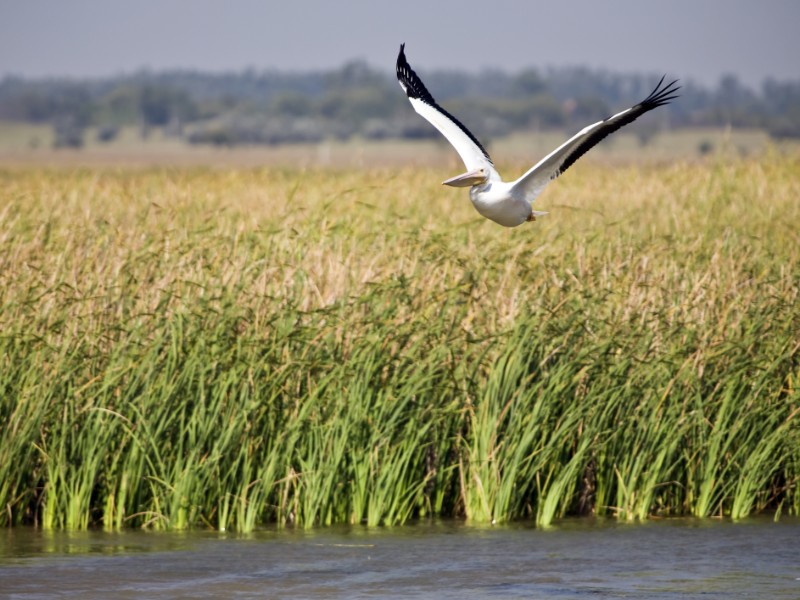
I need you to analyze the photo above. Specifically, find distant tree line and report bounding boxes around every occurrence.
[1,61,798,148]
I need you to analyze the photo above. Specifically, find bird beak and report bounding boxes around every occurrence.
[442,169,486,187]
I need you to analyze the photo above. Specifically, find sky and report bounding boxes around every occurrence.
[1,0,798,88]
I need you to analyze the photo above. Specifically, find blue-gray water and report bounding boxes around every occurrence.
[1,518,798,599]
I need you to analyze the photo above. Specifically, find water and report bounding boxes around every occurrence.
[1,518,798,599]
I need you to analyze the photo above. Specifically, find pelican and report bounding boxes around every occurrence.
[396,44,679,227]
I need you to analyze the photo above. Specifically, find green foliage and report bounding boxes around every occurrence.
[138,84,197,126]
[512,69,547,97]
[269,91,315,117]
[3,65,800,146]
[0,158,798,530]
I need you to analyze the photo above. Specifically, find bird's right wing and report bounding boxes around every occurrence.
[511,76,680,198]
[396,44,495,174]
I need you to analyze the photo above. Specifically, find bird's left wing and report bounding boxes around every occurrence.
[396,44,494,173]
[511,76,680,198]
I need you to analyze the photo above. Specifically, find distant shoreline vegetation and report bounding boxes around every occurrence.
[1,61,799,149]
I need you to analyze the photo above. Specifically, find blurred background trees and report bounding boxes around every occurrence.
[0,61,797,148]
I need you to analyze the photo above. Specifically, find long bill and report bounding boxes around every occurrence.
[442,169,487,187]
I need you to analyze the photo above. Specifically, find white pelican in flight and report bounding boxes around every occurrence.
[396,44,679,227]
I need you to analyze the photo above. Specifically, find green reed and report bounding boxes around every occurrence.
[0,155,798,530]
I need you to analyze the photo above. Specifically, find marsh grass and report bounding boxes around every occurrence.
[0,153,798,530]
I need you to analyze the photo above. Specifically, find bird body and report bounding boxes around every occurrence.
[469,180,540,227]
[396,44,679,227]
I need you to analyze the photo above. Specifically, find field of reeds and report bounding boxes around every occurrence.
[1,152,798,531]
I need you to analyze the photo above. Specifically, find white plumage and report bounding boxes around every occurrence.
[396,44,679,227]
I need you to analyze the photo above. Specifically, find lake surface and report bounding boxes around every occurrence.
[1,518,798,599]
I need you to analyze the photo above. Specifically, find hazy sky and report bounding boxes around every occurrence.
[1,0,798,87]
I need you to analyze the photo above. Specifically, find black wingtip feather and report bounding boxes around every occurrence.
[641,75,681,109]
[395,44,493,164]
[396,43,437,104]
